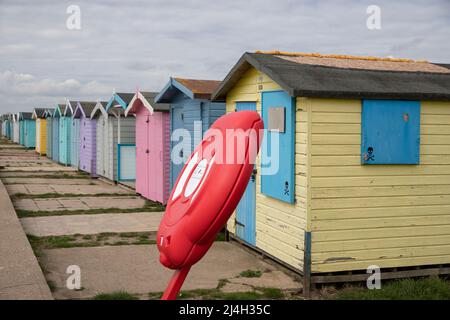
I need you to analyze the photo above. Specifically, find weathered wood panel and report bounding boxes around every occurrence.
[225,67,307,271]
[310,99,450,273]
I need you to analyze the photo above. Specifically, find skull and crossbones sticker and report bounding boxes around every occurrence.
[363,146,375,162]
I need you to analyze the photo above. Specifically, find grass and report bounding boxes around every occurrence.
[215,231,227,241]
[332,277,450,300]
[148,276,284,300]
[11,192,135,200]
[239,270,262,278]
[257,287,284,299]
[217,278,229,289]
[93,291,139,300]
[176,288,284,300]
[27,232,156,253]
[16,200,165,218]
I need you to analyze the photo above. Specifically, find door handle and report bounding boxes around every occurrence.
[251,169,257,182]
[235,219,245,227]
[146,149,149,154]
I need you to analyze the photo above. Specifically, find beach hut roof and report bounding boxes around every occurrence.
[155,77,222,103]
[53,104,66,117]
[32,108,47,119]
[125,91,170,116]
[212,51,450,101]
[90,101,108,119]
[74,101,99,118]
[19,112,33,120]
[105,92,134,112]
[64,100,78,116]
[44,108,55,118]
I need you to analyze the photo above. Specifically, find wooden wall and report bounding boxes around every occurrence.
[225,67,308,271]
[309,99,450,273]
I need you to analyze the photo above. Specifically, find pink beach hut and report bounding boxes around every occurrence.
[125,91,170,204]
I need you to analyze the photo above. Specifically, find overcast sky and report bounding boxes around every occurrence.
[0,0,449,113]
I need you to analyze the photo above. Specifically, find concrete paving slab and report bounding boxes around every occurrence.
[14,198,39,211]
[0,157,46,161]
[14,196,146,212]
[21,212,164,236]
[6,184,133,196]
[2,178,98,185]
[5,184,29,194]
[41,242,300,299]
[37,199,69,211]
[0,159,52,163]
[0,171,87,178]
[0,150,38,155]
[0,144,23,149]
[52,184,133,195]
[24,185,55,194]
[0,180,52,300]
[80,196,145,209]
[1,166,76,172]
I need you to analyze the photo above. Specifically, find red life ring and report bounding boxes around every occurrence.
[157,111,263,299]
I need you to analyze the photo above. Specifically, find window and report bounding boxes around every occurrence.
[361,100,420,165]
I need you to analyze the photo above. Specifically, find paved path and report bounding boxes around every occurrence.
[0,179,53,299]
[21,212,164,236]
[0,171,86,178]
[1,166,76,172]
[14,196,146,212]
[6,183,133,196]
[41,242,300,300]
[2,178,99,185]
[1,140,301,300]
[0,159,54,165]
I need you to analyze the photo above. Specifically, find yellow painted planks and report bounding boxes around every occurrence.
[313,234,450,253]
[312,185,450,199]
[309,98,450,273]
[312,224,450,242]
[225,67,307,271]
[312,254,450,273]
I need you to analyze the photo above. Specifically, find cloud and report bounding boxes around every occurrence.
[0,44,35,55]
[0,0,449,112]
[0,70,111,112]
[0,70,110,96]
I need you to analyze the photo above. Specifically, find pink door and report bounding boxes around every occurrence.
[147,113,157,201]
[135,108,149,198]
[148,112,165,203]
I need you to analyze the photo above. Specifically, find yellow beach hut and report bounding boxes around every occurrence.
[32,108,47,155]
[212,51,450,293]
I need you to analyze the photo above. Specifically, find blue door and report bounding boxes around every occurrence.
[52,118,59,161]
[59,118,67,164]
[235,102,257,245]
[170,106,185,187]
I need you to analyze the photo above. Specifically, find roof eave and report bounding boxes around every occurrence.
[90,102,108,119]
[105,93,128,112]
[211,52,295,101]
[125,91,154,116]
[155,77,196,103]
[292,89,450,101]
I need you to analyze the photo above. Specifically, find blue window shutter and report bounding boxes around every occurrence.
[261,90,295,203]
[362,100,420,164]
